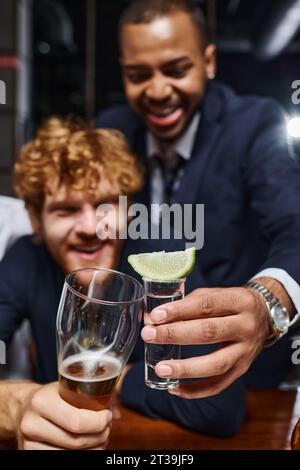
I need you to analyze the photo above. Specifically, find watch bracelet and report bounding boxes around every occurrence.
[246,282,286,348]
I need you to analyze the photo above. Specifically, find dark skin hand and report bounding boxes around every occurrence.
[141,278,294,399]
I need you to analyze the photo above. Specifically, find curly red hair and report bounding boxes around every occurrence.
[14,117,144,214]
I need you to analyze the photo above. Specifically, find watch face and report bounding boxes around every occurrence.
[272,304,290,331]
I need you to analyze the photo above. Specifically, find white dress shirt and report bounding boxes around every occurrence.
[0,196,32,259]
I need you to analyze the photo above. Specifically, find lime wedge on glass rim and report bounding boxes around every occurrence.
[128,247,196,280]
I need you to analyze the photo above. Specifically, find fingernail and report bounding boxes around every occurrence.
[157,364,172,377]
[142,326,157,341]
[168,388,181,397]
[151,309,167,323]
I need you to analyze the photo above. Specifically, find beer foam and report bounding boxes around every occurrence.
[59,353,123,382]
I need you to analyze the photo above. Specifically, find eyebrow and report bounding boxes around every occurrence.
[46,201,80,212]
[47,196,120,212]
[122,56,192,70]
[162,56,192,67]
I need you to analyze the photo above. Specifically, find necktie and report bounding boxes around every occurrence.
[153,152,183,204]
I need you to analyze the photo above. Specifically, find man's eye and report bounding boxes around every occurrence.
[168,68,188,78]
[56,207,77,216]
[126,72,150,83]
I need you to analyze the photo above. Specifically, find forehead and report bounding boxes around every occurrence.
[44,181,118,207]
[121,12,202,64]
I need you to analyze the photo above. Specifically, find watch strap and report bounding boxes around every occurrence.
[246,282,298,348]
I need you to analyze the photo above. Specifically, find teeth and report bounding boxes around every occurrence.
[148,107,178,118]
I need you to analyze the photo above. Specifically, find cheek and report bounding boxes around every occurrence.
[182,80,204,100]
[43,217,74,248]
[178,69,206,101]
[124,83,142,106]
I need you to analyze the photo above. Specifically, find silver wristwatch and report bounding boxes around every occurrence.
[247,282,300,347]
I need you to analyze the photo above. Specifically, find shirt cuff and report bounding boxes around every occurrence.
[250,267,300,314]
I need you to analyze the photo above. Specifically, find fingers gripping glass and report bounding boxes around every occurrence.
[56,268,144,411]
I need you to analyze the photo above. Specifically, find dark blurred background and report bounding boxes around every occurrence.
[1,0,300,194]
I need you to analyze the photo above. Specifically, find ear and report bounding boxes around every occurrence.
[27,206,42,237]
[204,44,217,80]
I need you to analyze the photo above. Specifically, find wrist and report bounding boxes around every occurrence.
[252,276,295,318]
[7,382,41,436]
[246,286,273,341]
[247,279,298,347]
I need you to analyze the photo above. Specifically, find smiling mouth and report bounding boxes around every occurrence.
[146,107,183,127]
[70,243,106,259]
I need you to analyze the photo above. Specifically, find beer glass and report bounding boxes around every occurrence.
[291,418,300,449]
[56,268,143,411]
[143,278,185,390]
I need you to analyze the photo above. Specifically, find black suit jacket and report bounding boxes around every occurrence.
[97,81,300,291]
[96,81,300,433]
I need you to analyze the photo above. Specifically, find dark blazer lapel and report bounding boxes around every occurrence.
[175,83,223,205]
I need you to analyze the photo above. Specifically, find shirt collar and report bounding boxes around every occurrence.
[146,112,200,161]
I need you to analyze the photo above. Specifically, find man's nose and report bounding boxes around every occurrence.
[145,75,172,102]
[75,206,98,236]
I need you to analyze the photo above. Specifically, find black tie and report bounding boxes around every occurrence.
[154,152,183,203]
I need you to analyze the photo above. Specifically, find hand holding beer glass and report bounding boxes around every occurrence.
[56,268,143,411]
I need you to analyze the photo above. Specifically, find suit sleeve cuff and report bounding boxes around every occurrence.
[250,267,300,313]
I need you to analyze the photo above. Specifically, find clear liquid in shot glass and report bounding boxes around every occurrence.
[145,291,183,390]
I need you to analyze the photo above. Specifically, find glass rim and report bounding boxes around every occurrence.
[142,277,186,283]
[65,267,144,305]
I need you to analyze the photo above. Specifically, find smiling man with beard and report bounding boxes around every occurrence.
[97,0,300,405]
[0,117,143,449]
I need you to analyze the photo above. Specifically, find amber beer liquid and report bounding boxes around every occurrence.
[59,352,122,411]
[291,418,300,450]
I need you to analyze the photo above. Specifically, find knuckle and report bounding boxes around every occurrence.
[168,301,179,317]
[198,295,214,314]
[193,288,202,297]
[97,413,111,433]
[20,414,34,438]
[173,362,188,379]
[30,391,44,412]
[201,319,217,342]
[245,288,259,310]
[69,435,88,450]
[240,315,257,339]
[214,357,229,375]
[164,325,174,343]
[67,414,83,434]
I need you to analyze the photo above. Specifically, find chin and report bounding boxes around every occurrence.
[66,254,117,274]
